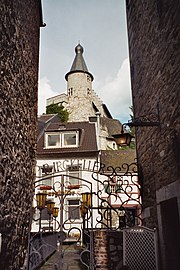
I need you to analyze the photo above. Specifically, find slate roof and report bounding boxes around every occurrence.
[100,117,122,138]
[100,150,137,172]
[65,44,94,81]
[37,114,60,140]
[38,114,59,123]
[37,119,99,158]
[102,104,113,119]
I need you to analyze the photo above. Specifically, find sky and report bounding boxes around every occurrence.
[39,0,132,123]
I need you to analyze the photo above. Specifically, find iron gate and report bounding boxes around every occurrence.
[28,160,155,269]
[123,226,159,270]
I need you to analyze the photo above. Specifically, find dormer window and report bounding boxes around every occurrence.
[47,134,60,147]
[45,131,79,148]
[63,133,77,147]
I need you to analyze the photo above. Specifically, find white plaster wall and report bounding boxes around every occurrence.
[31,157,99,232]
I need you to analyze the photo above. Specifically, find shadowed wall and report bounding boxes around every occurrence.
[0,0,42,268]
[126,0,180,269]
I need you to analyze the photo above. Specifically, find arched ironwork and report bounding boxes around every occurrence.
[28,161,142,269]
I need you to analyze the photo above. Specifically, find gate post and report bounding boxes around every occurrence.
[93,230,109,270]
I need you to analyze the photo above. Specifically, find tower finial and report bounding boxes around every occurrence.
[65,43,94,81]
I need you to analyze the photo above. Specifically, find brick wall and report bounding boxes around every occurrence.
[93,230,123,269]
[0,0,41,268]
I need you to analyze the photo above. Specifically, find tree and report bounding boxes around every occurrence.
[46,103,69,122]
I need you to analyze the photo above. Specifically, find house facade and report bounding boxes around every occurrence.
[31,116,140,236]
[32,44,140,237]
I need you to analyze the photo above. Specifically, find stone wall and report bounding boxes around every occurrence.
[126,1,180,268]
[126,0,180,226]
[0,0,41,269]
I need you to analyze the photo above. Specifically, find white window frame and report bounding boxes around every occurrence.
[67,165,81,186]
[45,133,61,148]
[67,199,80,220]
[45,131,79,149]
[62,132,79,148]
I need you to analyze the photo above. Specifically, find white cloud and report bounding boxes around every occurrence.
[95,58,132,123]
[38,77,59,115]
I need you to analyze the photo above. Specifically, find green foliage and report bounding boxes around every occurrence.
[46,103,69,122]
[119,141,136,150]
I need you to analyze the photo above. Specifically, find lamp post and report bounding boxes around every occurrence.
[80,192,92,230]
[52,207,59,231]
[113,131,133,146]
[36,193,47,231]
[46,200,55,231]
[113,113,160,147]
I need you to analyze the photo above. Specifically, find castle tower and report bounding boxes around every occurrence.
[65,44,96,122]
[47,43,112,123]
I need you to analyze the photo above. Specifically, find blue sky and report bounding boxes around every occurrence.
[39,0,132,123]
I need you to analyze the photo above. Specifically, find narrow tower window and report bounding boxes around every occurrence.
[68,88,73,96]
[87,88,91,95]
[87,75,91,82]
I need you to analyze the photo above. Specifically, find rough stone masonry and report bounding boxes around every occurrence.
[0,1,42,269]
[126,0,180,269]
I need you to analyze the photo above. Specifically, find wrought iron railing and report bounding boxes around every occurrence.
[28,232,58,270]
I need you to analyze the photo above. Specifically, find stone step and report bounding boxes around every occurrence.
[39,247,87,270]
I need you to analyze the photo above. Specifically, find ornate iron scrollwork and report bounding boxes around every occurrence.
[29,161,142,269]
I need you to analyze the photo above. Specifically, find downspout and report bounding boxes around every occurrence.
[95,111,101,151]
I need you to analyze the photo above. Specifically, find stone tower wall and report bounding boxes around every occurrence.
[67,72,96,121]
[0,0,41,268]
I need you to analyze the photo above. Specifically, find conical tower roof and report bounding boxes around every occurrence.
[65,44,94,81]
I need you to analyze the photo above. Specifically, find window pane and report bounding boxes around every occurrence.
[41,208,49,220]
[48,134,60,147]
[116,185,122,193]
[69,172,79,185]
[42,177,52,186]
[63,133,76,146]
[69,206,80,219]
[68,200,80,219]
[69,200,79,205]
[41,166,53,186]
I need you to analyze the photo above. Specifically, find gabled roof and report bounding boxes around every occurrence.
[37,119,99,158]
[102,104,113,119]
[65,44,94,81]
